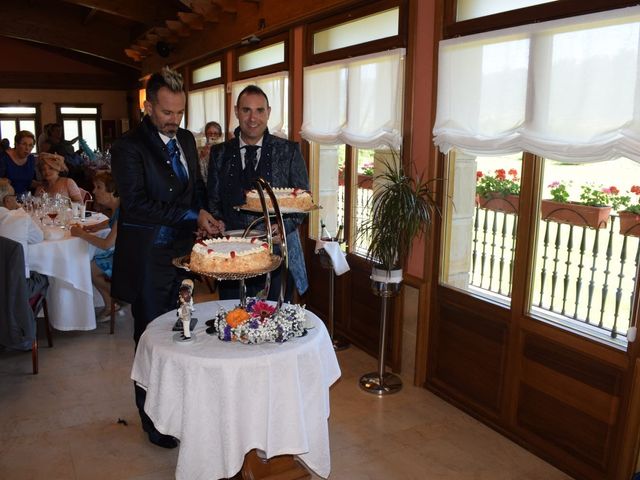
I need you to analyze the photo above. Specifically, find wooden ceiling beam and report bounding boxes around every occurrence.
[0,1,136,67]
[166,20,191,37]
[177,12,205,29]
[60,0,185,27]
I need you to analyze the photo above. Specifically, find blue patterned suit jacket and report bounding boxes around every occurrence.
[207,128,310,295]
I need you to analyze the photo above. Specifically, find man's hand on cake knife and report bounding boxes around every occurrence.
[197,209,225,236]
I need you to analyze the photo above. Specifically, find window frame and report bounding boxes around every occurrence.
[233,32,289,81]
[187,53,226,91]
[444,0,640,38]
[0,103,41,146]
[305,0,406,66]
[56,103,102,151]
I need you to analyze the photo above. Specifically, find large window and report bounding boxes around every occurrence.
[57,105,101,151]
[303,49,405,255]
[0,105,39,148]
[436,6,640,346]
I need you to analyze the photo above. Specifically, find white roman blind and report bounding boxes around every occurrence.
[229,72,289,138]
[433,6,640,163]
[301,48,405,149]
[187,85,226,136]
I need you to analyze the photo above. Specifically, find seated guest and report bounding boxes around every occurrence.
[0,178,47,294]
[0,131,37,196]
[0,179,48,351]
[0,138,10,153]
[35,153,83,203]
[198,121,223,184]
[70,171,120,321]
[41,123,78,157]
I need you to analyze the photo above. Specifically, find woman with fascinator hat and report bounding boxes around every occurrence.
[35,153,83,202]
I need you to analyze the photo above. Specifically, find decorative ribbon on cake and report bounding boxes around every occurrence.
[314,239,350,276]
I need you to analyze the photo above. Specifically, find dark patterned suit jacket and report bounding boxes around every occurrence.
[110,116,206,303]
[207,128,310,295]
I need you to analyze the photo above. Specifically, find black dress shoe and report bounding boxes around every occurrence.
[147,430,179,449]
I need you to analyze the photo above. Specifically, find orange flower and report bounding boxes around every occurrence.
[226,308,250,328]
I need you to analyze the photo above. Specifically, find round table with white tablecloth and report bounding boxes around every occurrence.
[28,212,109,330]
[131,299,341,480]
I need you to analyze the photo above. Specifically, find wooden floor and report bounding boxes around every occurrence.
[0,285,572,479]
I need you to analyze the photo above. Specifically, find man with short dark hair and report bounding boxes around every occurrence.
[207,85,310,301]
[111,66,221,449]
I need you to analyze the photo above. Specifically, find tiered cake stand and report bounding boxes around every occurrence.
[174,178,316,313]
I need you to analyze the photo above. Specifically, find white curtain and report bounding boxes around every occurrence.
[301,48,405,150]
[229,72,289,138]
[433,6,640,163]
[187,85,226,136]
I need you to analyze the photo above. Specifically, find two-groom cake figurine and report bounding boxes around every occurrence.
[177,279,195,340]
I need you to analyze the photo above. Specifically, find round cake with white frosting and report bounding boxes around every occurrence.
[190,237,272,273]
[245,187,313,211]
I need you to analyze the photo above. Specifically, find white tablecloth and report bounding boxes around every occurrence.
[131,300,341,480]
[28,213,108,331]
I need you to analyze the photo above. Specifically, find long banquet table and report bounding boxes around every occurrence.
[28,213,108,330]
[131,299,342,480]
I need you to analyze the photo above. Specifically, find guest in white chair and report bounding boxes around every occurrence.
[0,179,47,297]
[70,171,120,321]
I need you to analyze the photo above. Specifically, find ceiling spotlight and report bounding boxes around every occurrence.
[240,34,261,46]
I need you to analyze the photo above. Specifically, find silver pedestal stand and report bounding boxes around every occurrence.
[318,241,350,351]
[236,178,289,310]
[359,276,402,395]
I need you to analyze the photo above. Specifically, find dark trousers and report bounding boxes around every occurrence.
[131,242,190,436]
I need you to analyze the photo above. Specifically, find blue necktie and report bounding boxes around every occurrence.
[167,138,187,184]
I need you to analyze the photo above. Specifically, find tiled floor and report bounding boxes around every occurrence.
[0,294,572,479]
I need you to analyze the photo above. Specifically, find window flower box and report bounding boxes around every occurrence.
[540,200,611,229]
[618,211,640,237]
[476,193,519,214]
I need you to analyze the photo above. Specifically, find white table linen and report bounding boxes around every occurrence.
[28,213,108,331]
[131,300,341,480]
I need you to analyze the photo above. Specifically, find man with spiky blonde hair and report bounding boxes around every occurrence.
[111,66,222,449]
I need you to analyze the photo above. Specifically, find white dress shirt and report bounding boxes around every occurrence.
[0,207,44,277]
[239,136,264,170]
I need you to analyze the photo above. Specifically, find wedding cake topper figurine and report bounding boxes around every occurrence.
[177,279,195,339]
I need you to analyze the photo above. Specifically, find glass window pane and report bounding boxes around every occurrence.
[192,61,221,84]
[63,120,79,148]
[456,0,557,21]
[314,8,399,54]
[60,107,97,114]
[530,157,640,345]
[81,120,97,151]
[441,151,523,303]
[19,120,35,135]
[1,121,17,147]
[0,107,36,114]
[238,42,285,72]
[311,143,345,241]
[352,148,376,256]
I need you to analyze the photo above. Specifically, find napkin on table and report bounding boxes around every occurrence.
[314,240,350,276]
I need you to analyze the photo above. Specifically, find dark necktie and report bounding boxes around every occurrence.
[242,145,260,190]
[244,145,259,171]
[167,138,188,184]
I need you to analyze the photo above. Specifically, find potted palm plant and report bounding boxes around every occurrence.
[356,149,439,395]
[358,150,439,286]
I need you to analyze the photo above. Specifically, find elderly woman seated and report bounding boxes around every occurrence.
[70,171,120,321]
[35,153,83,203]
